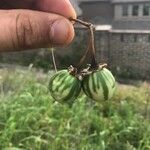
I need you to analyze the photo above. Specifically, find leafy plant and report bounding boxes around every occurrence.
[0,67,149,150]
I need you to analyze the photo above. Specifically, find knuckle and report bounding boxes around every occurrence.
[15,13,35,49]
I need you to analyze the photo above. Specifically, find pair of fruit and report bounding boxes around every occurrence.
[49,65,116,104]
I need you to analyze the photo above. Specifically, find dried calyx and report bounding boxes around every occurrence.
[68,65,77,76]
[68,18,107,76]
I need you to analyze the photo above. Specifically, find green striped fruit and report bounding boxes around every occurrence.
[82,68,116,101]
[49,70,81,103]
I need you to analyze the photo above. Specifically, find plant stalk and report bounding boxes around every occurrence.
[89,25,98,69]
[69,18,92,28]
[69,18,98,69]
[51,48,57,72]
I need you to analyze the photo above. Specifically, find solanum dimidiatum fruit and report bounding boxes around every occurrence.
[49,67,81,103]
[82,65,116,101]
[49,19,116,103]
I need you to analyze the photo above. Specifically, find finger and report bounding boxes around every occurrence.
[36,0,76,19]
[0,10,74,52]
[0,0,76,19]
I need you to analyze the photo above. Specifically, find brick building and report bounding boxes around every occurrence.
[71,0,150,79]
[0,0,149,80]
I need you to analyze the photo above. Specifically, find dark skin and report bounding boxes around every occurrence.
[0,0,76,52]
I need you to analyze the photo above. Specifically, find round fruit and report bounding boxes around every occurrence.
[49,70,81,103]
[82,68,116,101]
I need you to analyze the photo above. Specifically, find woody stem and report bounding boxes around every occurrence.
[69,18,92,28]
[89,25,97,68]
[69,18,98,68]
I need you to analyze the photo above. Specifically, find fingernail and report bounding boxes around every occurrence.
[64,0,77,19]
[50,19,70,45]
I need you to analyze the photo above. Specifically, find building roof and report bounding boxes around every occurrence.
[78,0,109,2]
[95,25,112,30]
[110,29,150,33]
[112,0,150,3]
[112,20,150,30]
[75,0,150,31]
[78,0,150,2]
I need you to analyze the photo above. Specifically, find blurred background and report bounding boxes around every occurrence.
[0,0,150,149]
[0,0,150,80]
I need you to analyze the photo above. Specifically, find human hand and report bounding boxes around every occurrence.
[0,0,76,52]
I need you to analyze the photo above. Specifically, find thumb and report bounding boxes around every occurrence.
[0,10,74,52]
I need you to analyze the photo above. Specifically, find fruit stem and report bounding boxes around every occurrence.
[69,18,92,28]
[69,18,98,69]
[89,25,98,69]
[51,48,57,72]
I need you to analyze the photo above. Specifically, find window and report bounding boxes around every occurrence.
[132,5,139,16]
[122,5,128,16]
[138,34,143,42]
[143,5,150,16]
[133,35,137,42]
[120,34,125,42]
[148,35,150,42]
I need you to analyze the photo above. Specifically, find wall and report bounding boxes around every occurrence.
[109,32,150,79]
[80,1,113,24]
[0,29,150,80]
[95,31,110,63]
[70,29,150,80]
[113,2,150,30]
[62,29,150,80]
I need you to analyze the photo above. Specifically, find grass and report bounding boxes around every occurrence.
[0,66,149,150]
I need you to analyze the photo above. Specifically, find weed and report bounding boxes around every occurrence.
[0,67,149,150]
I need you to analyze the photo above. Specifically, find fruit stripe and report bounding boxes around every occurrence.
[82,76,93,98]
[59,77,76,98]
[90,73,99,98]
[104,68,115,82]
[92,73,97,93]
[62,79,81,102]
[49,73,63,91]
[96,71,103,99]
[103,69,115,88]
[101,71,115,89]
[52,76,75,99]
[49,69,82,103]
[51,74,68,92]
[63,76,75,90]
[54,75,71,92]
[99,72,109,100]
[82,73,100,99]
[49,70,67,84]
[63,80,81,102]
[96,72,100,89]
[49,71,68,92]
[50,72,63,84]
[105,69,115,87]
[82,68,116,101]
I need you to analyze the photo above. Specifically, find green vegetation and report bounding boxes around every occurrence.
[0,67,149,150]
